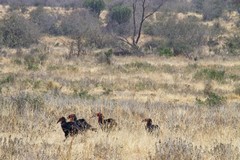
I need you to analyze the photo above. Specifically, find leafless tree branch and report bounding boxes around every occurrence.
[118,0,166,53]
[133,0,167,47]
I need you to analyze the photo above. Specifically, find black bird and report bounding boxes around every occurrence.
[142,118,159,133]
[92,112,117,131]
[67,114,97,132]
[57,117,78,141]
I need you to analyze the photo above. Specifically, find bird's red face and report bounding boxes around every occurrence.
[67,114,76,122]
[96,112,103,118]
[91,112,104,119]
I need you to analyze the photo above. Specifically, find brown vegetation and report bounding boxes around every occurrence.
[0,1,240,159]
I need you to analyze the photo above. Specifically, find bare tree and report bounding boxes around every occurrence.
[118,0,167,51]
[67,36,87,59]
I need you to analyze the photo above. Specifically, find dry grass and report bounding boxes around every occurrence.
[0,95,240,159]
[0,5,240,160]
[0,40,240,159]
[0,5,239,158]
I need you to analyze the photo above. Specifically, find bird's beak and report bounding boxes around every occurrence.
[142,119,146,122]
[57,119,61,123]
[90,115,96,118]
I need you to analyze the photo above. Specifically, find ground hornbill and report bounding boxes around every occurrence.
[57,117,79,141]
[92,112,117,131]
[142,118,159,133]
[67,114,97,132]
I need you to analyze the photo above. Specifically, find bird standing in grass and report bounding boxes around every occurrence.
[67,114,97,132]
[142,118,159,133]
[57,117,78,141]
[92,112,117,131]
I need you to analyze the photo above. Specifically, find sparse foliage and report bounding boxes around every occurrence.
[144,15,208,55]
[60,10,100,39]
[0,13,40,48]
[202,0,225,21]
[30,6,59,34]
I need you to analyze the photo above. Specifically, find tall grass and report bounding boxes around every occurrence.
[0,93,240,159]
[0,42,240,159]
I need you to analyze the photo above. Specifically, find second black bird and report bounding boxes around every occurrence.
[57,117,78,141]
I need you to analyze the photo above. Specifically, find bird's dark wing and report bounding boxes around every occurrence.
[104,118,115,124]
[61,122,78,138]
[103,118,117,131]
[76,119,92,130]
[154,125,159,129]
[148,124,159,132]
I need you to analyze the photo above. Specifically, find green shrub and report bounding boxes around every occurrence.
[226,35,240,55]
[172,42,192,55]
[196,81,225,106]
[33,80,42,89]
[24,54,40,70]
[143,22,155,35]
[97,49,113,65]
[196,92,225,106]
[194,68,225,82]
[76,89,95,100]
[0,75,15,85]
[205,92,225,106]
[109,4,132,24]
[228,74,240,81]
[23,53,47,70]
[83,0,105,16]
[158,48,174,57]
